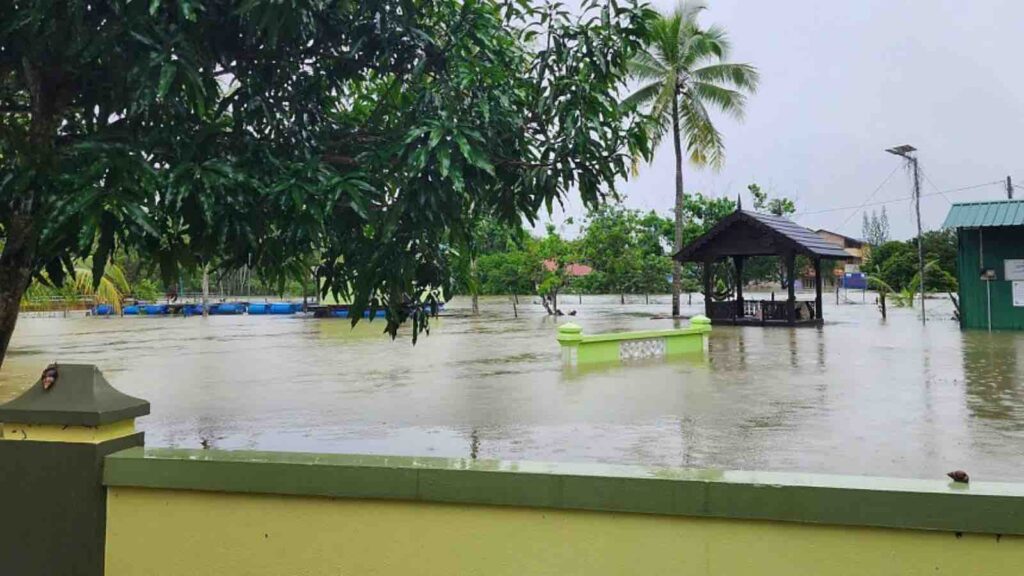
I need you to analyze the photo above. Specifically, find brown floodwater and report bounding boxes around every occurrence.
[2,293,1022,481]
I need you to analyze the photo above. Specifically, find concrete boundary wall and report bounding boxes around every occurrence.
[103,448,1024,576]
[556,316,711,365]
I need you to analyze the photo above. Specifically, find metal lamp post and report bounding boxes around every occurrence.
[886,145,926,325]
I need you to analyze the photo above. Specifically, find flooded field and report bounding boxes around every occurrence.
[2,293,1023,481]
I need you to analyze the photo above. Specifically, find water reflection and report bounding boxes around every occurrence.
[1,294,1023,480]
[962,331,1024,430]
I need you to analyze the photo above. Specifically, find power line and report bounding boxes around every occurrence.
[795,180,1004,217]
[837,164,900,230]
[920,169,953,205]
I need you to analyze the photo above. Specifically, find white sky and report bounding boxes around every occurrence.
[539,0,1024,240]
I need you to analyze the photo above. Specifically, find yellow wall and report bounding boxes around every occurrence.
[1,419,135,443]
[106,487,1023,576]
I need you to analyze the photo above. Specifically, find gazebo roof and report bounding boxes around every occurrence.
[674,210,855,262]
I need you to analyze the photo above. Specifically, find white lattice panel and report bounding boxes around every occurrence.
[619,338,666,361]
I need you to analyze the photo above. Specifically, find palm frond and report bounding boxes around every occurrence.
[680,96,725,168]
[103,263,132,295]
[72,267,126,314]
[672,0,707,21]
[691,62,760,91]
[699,24,732,58]
[622,81,665,111]
[692,82,747,120]
[628,50,669,82]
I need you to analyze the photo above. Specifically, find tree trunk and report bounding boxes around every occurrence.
[540,294,554,316]
[0,61,58,368]
[302,272,309,312]
[0,216,39,369]
[470,256,479,316]
[201,265,210,317]
[511,293,518,318]
[671,90,684,317]
[620,293,625,305]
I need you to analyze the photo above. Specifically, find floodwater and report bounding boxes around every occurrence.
[2,292,1023,481]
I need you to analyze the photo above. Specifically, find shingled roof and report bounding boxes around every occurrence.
[674,210,855,262]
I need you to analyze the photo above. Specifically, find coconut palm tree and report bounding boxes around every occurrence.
[625,2,758,316]
[72,263,131,314]
[23,262,131,314]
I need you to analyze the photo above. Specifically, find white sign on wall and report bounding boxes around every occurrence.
[1006,259,1024,281]
[1014,281,1024,308]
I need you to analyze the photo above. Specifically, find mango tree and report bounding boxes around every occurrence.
[0,0,653,367]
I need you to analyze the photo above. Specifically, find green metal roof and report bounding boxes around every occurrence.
[943,199,1024,229]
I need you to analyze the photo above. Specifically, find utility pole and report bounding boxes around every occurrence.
[1008,175,1014,200]
[886,145,926,324]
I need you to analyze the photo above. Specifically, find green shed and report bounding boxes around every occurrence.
[943,199,1024,330]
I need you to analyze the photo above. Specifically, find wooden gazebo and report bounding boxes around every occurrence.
[674,208,855,326]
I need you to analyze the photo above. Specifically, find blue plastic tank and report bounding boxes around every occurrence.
[213,303,241,315]
[269,303,294,315]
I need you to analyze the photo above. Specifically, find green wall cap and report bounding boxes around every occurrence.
[557,323,583,334]
[0,364,149,426]
[556,323,583,344]
[689,314,711,326]
[579,326,709,344]
[105,448,1024,535]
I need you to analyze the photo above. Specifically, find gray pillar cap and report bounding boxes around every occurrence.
[0,364,149,426]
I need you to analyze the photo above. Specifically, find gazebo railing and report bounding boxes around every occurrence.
[708,300,737,319]
[760,300,788,321]
[742,300,760,317]
[707,299,819,323]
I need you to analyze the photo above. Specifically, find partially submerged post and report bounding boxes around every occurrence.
[0,364,148,576]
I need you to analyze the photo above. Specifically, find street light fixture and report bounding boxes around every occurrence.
[885,145,917,157]
[885,144,926,324]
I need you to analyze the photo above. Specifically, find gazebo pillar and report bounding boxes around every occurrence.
[703,258,714,318]
[785,251,796,325]
[733,256,745,318]
[814,257,823,324]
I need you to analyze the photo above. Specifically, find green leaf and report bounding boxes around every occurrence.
[158,62,176,99]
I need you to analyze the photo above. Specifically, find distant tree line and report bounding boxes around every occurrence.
[863,229,958,293]
[455,185,815,313]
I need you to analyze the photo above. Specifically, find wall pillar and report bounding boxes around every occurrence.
[0,364,148,576]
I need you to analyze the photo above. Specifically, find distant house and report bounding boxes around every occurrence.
[815,229,869,268]
[542,260,593,277]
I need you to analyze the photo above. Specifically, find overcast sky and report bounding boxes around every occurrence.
[540,0,1024,240]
